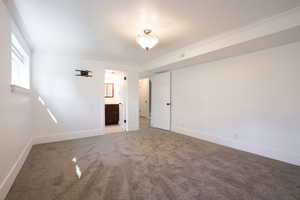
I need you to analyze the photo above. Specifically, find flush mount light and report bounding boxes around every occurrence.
[136,29,159,51]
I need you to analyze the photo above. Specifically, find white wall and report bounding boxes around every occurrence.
[172,41,300,166]
[32,54,139,143]
[0,2,32,199]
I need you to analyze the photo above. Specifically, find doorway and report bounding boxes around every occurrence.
[104,69,127,134]
[139,78,150,128]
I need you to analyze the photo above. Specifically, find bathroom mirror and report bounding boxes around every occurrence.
[104,83,114,98]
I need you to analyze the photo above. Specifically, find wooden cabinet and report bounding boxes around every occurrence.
[105,104,119,125]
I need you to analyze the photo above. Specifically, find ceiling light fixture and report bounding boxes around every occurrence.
[136,29,159,51]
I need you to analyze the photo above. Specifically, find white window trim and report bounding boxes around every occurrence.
[10,84,31,94]
[10,32,31,91]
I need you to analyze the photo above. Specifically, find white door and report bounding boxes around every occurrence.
[151,72,171,130]
[120,71,128,131]
[139,79,150,118]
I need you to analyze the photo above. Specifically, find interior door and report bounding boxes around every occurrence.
[151,72,171,130]
[139,79,150,118]
[119,71,128,131]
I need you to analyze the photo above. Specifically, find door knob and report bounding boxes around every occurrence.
[166,103,171,106]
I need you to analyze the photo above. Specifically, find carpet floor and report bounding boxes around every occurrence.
[5,128,300,200]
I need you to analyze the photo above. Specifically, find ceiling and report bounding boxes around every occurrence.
[11,0,300,65]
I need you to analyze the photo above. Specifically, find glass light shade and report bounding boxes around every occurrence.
[136,32,159,50]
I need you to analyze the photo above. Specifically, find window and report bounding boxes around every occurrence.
[11,34,30,89]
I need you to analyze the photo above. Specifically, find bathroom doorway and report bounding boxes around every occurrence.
[104,69,128,134]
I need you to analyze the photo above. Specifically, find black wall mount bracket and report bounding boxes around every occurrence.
[75,69,92,77]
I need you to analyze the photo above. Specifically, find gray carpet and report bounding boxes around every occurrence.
[6,128,300,200]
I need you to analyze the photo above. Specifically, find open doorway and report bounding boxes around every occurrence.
[139,78,150,128]
[104,69,127,134]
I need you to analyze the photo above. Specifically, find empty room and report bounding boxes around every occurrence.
[1,0,300,199]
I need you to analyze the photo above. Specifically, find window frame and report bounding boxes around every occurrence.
[10,33,30,90]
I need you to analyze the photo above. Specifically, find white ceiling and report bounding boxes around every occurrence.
[11,0,300,65]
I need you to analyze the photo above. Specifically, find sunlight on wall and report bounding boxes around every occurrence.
[38,96,58,124]
[38,96,45,106]
[46,108,58,124]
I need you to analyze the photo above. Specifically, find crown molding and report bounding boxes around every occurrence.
[143,7,300,72]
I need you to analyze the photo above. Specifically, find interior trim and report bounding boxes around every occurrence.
[0,138,33,200]
[172,126,300,166]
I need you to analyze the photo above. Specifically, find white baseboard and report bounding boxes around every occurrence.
[0,129,106,200]
[33,129,105,145]
[0,138,33,200]
[172,126,300,166]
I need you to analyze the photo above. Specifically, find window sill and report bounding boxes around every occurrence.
[10,84,31,94]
